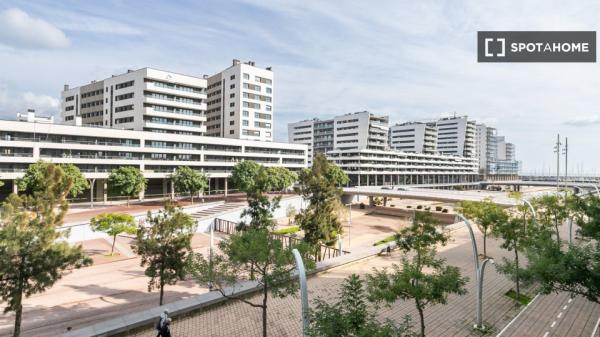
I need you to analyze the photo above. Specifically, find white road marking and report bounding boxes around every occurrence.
[568,298,573,303]
[557,312,563,318]
[563,305,568,310]
[551,321,557,328]
[543,332,549,337]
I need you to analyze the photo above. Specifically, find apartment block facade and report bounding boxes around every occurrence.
[61,68,207,136]
[476,124,498,174]
[435,116,476,158]
[206,60,274,142]
[389,122,437,154]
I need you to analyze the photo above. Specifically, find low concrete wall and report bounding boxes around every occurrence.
[371,206,456,225]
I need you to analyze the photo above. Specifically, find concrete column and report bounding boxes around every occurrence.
[96,179,107,204]
[162,178,168,197]
[170,180,175,200]
[357,174,361,186]
[224,178,228,198]
[368,196,375,206]
[138,189,145,201]
[366,175,370,186]
[383,196,388,206]
[12,180,18,194]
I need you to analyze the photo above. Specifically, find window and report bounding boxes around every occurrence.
[266,87,272,94]
[65,106,74,111]
[230,75,235,80]
[115,116,134,124]
[229,102,235,107]
[65,96,74,102]
[115,80,134,90]
[242,110,249,117]
[266,105,272,111]
[229,121,234,125]
[242,120,249,126]
[230,84,235,89]
[65,115,74,121]
[115,105,134,113]
[115,92,134,101]
[229,130,234,134]
[229,111,235,116]
[243,73,250,80]
[230,93,235,98]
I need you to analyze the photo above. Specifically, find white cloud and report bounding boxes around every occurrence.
[0,8,69,49]
[0,87,60,119]
[564,116,600,127]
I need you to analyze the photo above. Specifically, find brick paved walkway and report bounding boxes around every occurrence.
[120,227,529,337]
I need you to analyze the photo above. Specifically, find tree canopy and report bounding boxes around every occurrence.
[108,166,146,206]
[17,161,89,198]
[90,213,137,255]
[171,166,208,203]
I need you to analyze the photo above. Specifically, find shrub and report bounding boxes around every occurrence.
[416,205,423,210]
[373,234,397,246]
[442,208,448,213]
[390,204,395,207]
[406,205,412,209]
[435,206,443,212]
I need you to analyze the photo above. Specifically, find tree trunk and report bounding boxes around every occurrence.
[127,196,130,207]
[262,284,268,337]
[159,282,164,306]
[13,294,22,337]
[554,223,561,244]
[416,299,425,337]
[191,192,194,204]
[514,248,520,303]
[111,234,117,255]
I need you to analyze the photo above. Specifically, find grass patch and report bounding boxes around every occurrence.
[373,234,397,246]
[504,289,532,305]
[272,226,300,235]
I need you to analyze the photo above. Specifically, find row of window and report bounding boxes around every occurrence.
[81,89,103,98]
[115,92,134,101]
[115,116,134,124]
[116,80,135,90]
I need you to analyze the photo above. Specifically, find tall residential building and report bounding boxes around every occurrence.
[288,111,388,164]
[389,122,437,154]
[475,124,498,174]
[61,68,207,136]
[435,115,476,158]
[206,60,274,142]
[495,136,520,175]
[496,136,516,160]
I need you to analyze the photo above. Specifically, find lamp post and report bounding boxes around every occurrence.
[209,219,214,290]
[456,213,493,330]
[292,249,309,337]
[337,233,343,256]
[522,199,536,226]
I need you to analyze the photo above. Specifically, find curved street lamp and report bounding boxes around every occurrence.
[455,213,494,331]
[292,248,309,337]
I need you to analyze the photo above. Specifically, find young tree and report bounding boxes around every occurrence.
[531,194,568,244]
[267,167,297,192]
[492,216,534,304]
[231,160,262,193]
[189,227,314,337]
[132,202,195,305]
[366,212,468,337]
[16,161,89,198]
[295,153,349,251]
[457,198,509,257]
[0,164,91,337]
[309,274,416,337]
[90,213,137,255]
[524,195,600,303]
[108,166,146,206]
[286,204,297,225]
[171,166,208,203]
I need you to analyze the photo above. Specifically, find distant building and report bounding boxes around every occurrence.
[206,59,274,142]
[435,115,477,158]
[17,109,54,124]
[61,68,208,136]
[475,124,498,174]
[389,121,437,154]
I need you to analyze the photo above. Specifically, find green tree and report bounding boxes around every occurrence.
[132,202,195,305]
[531,194,568,244]
[267,166,297,192]
[90,213,137,255]
[231,160,262,193]
[367,212,468,337]
[457,198,509,258]
[171,166,208,203]
[0,164,91,337]
[295,153,349,251]
[309,274,416,337]
[17,161,88,198]
[493,216,534,304]
[524,195,600,303]
[108,166,146,206]
[189,227,314,337]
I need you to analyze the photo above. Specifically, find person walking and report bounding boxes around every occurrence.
[156,309,169,337]
[159,318,172,337]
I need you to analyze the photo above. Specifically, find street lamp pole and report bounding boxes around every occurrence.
[345,203,352,248]
[292,249,309,337]
[456,213,493,330]
[522,199,536,226]
[209,219,214,290]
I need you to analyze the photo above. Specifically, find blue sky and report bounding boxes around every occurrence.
[1,1,600,174]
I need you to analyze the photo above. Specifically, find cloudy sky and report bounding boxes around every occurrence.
[1,1,599,174]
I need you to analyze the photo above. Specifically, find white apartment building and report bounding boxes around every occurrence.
[475,124,498,174]
[436,115,476,158]
[328,148,479,186]
[0,118,307,201]
[288,111,388,164]
[206,60,274,142]
[61,68,207,136]
[389,122,437,154]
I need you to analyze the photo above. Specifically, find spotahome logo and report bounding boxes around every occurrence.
[478,31,596,62]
